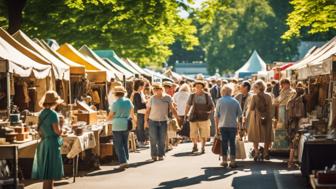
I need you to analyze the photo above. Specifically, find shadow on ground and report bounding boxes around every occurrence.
[155,161,308,189]
[172,151,204,157]
[85,160,155,177]
[155,167,237,189]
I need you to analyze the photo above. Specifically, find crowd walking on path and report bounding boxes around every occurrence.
[33,74,307,189]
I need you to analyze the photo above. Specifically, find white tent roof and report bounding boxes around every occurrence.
[13,30,70,80]
[0,30,51,79]
[288,37,336,79]
[235,50,267,77]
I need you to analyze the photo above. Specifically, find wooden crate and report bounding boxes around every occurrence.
[100,143,113,158]
[75,112,97,125]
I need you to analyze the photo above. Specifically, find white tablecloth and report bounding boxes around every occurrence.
[61,132,96,159]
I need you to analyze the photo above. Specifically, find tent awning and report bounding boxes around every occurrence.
[13,30,70,80]
[35,39,86,75]
[288,37,336,79]
[103,58,133,79]
[94,50,139,75]
[0,28,51,79]
[57,43,113,81]
[79,45,123,80]
[0,28,56,79]
[144,68,172,82]
[123,58,151,77]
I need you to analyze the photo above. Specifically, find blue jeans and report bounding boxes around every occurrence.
[210,112,216,137]
[220,127,237,157]
[148,120,167,157]
[112,131,129,164]
[136,114,148,142]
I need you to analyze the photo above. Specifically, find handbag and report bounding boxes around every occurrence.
[212,135,222,155]
[235,137,246,159]
[127,118,133,131]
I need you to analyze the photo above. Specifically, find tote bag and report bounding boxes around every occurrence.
[235,137,246,159]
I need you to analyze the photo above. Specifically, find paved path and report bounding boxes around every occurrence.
[25,142,309,189]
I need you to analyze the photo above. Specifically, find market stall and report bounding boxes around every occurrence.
[57,43,113,109]
[286,37,336,182]
[0,28,56,112]
[12,31,71,103]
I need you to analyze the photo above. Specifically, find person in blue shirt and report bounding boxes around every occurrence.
[107,86,135,169]
[215,85,242,168]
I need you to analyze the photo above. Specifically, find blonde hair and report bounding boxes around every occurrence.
[253,79,266,92]
[179,83,190,92]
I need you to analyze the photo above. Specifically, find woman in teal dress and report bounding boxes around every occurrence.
[32,91,64,189]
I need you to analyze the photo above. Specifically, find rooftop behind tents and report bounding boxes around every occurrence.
[79,45,123,80]
[57,43,114,82]
[94,50,140,75]
[35,39,86,75]
[235,50,267,78]
[12,30,70,80]
[103,58,133,79]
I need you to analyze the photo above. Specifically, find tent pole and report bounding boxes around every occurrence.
[68,78,72,104]
[6,71,11,116]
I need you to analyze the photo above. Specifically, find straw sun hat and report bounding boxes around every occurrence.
[193,80,206,88]
[112,86,127,94]
[152,83,163,90]
[39,90,64,107]
[162,81,173,87]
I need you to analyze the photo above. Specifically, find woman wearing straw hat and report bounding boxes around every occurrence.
[145,83,179,161]
[107,86,135,169]
[32,91,64,189]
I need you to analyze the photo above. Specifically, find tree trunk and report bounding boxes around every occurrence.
[6,0,27,34]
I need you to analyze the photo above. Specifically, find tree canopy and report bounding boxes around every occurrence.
[0,0,199,67]
[282,0,336,39]
[196,0,299,74]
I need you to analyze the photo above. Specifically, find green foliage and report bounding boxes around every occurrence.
[282,0,336,39]
[0,1,8,27]
[197,0,299,74]
[0,0,198,66]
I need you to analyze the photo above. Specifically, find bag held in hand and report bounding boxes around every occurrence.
[212,136,221,155]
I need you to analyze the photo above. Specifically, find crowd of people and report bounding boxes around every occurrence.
[33,74,306,189]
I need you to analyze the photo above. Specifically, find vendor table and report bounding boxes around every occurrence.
[0,131,97,186]
[301,140,336,177]
[310,175,336,189]
[0,140,38,188]
[62,131,96,182]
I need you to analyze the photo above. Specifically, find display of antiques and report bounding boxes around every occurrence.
[73,100,97,125]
